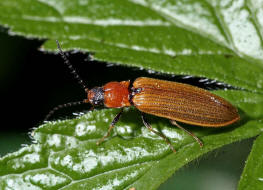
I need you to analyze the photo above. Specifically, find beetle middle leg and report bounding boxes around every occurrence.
[96,108,124,145]
[170,120,203,147]
[141,113,176,153]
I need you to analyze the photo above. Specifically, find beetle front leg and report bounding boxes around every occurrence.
[96,108,124,145]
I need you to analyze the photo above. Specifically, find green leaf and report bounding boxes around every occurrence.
[238,133,263,190]
[0,0,263,92]
[1,90,263,189]
[1,0,263,189]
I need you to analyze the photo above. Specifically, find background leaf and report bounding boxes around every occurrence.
[0,0,263,189]
[238,133,263,190]
[0,0,263,92]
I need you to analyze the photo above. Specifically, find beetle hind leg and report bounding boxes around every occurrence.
[170,120,203,147]
[141,113,176,153]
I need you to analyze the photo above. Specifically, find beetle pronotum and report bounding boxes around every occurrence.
[45,40,240,152]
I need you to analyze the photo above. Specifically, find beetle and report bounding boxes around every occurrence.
[45,40,240,152]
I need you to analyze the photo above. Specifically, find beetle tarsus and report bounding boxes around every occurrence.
[170,120,203,147]
[96,125,114,145]
[141,113,176,153]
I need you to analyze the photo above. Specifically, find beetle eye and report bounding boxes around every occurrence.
[88,87,104,106]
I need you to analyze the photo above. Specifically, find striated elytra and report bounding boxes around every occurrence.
[132,77,240,127]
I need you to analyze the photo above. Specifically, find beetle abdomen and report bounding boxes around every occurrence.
[132,77,239,127]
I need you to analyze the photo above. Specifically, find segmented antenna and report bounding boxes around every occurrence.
[44,101,85,121]
[56,40,87,90]
[44,40,89,121]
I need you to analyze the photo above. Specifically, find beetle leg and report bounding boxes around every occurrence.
[170,120,203,147]
[96,108,124,145]
[141,113,176,153]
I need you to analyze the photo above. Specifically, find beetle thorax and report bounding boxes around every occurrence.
[103,81,131,108]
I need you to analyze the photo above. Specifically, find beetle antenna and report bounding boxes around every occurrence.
[56,40,87,90]
[44,100,86,121]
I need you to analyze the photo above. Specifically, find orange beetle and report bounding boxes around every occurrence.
[46,41,240,152]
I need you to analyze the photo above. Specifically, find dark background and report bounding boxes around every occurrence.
[0,27,253,190]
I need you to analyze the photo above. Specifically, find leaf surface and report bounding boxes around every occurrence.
[0,90,263,189]
[0,0,263,189]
